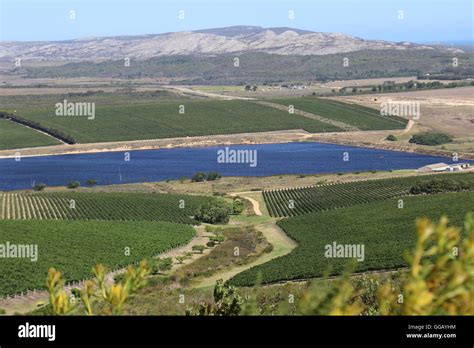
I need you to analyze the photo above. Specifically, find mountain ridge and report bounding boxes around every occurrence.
[0,25,463,61]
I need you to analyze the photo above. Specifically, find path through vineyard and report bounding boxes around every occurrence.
[229,192,263,216]
[192,220,297,289]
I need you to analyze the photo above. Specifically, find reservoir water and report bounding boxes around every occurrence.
[0,142,465,191]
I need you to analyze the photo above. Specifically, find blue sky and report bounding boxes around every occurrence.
[0,0,472,42]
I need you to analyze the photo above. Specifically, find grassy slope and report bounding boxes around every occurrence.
[230,192,473,286]
[0,119,60,150]
[0,220,195,296]
[269,98,407,130]
[17,100,341,143]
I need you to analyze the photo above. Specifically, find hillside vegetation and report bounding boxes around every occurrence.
[25,50,474,84]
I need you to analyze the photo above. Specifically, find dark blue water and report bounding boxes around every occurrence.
[0,142,465,191]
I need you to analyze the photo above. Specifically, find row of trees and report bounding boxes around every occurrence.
[0,112,76,144]
[33,179,97,191]
[410,178,473,195]
[191,172,222,182]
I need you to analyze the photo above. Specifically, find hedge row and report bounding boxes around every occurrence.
[0,111,76,144]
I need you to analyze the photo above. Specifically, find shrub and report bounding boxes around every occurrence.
[194,200,231,224]
[85,179,97,186]
[67,181,80,189]
[149,257,173,275]
[191,172,207,182]
[0,308,5,315]
[385,134,397,141]
[192,245,206,254]
[207,172,221,181]
[175,256,186,264]
[409,133,452,146]
[186,279,244,316]
[209,235,225,244]
[33,183,46,191]
[232,198,245,214]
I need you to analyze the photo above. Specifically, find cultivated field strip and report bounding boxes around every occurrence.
[263,172,474,217]
[255,101,355,131]
[16,100,343,144]
[0,192,215,224]
[268,97,407,131]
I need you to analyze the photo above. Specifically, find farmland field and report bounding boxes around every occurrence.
[14,100,342,144]
[230,192,474,286]
[264,172,474,217]
[0,118,60,150]
[0,192,217,224]
[0,220,195,296]
[268,97,407,130]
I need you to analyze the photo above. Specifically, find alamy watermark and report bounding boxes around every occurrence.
[55,99,95,120]
[0,242,38,262]
[217,147,257,167]
[380,100,420,120]
[324,242,365,262]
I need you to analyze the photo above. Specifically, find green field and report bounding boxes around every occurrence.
[0,192,217,224]
[230,192,473,286]
[264,172,474,217]
[0,220,195,296]
[0,118,60,150]
[269,97,407,130]
[16,100,341,143]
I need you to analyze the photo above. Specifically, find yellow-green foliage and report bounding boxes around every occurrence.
[47,261,150,315]
[379,214,474,315]
[185,279,244,316]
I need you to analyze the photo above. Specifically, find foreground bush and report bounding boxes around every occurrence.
[186,279,243,316]
[47,262,150,315]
